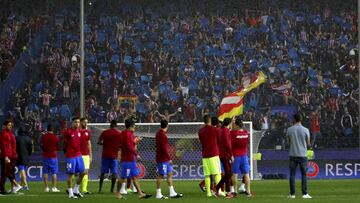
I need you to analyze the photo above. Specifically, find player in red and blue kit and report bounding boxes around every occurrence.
[215,118,234,198]
[40,124,60,193]
[115,119,151,199]
[155,120,183,199]
[231,118,252,197]
[63,117,86,198]
[98,120,121,193]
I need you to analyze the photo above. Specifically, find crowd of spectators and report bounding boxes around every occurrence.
[3,0,359,149]
[0,0,48,82]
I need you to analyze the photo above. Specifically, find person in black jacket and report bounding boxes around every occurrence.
[16,125,33,191]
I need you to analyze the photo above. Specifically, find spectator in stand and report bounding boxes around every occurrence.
[2,0,359,150]
[310,110,321,148]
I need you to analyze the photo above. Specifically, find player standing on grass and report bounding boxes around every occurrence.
[40,124,60,192]
[63,117,86,198]
[115,118,151,199]
[198,115,222,197]
[230,118,252,197]
[287,113,312,199]
[199,117,224,193]
[0,120,22,194]
[15,125,33,191]
[215,118,234,198]
[120,136,140,194]
[155,119,183,199]
[80,117,92,194]
[98,120,122,193]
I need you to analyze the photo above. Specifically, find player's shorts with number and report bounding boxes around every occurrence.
[120,161,138,178]
[101,158,118,174]
[232,155,250,174]
[202,156,221,176]
[157,162,172,175]
[65,156,85,174]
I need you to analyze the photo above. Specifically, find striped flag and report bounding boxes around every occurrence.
[236,71,267,97]
[218,93,244,121]
[218,71,266,121]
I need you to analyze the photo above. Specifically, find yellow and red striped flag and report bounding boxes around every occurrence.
[218,71,266,121]
[235,71,267,97]
[218,93,244,121]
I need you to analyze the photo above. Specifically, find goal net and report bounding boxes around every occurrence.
[88,122,263,180]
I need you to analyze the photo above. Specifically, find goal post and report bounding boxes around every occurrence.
[88,122,262,180]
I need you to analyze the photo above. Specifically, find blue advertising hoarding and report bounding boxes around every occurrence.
[13,149,360,181]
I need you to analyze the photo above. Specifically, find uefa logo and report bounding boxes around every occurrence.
[136,163,146,179]
[307,161,319,178]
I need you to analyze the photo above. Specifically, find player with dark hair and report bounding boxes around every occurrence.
[115,119,151,199]
[16,124,33,191]
[0,120,22,194]
[40,124,60,192]
[155,120,183,199]
[215,118,234,198]
[231,118,252,197]
[98,120,121,193]
[198,115,221,197]
[287,113,312,199]
[63,117,86,198]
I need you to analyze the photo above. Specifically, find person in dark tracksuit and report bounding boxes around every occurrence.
[16,125,33,191]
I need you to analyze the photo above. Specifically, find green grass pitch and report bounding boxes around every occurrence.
[1,179,359,202]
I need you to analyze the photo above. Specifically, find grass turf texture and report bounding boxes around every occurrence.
[1,179,359,202]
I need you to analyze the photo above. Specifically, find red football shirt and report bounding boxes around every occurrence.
[63,128,82,158]
[40,132,59,158]
[99,128,122,159]
[231,129,249,157]
[198,125,219,158]
[120,129,136,162]
[80,129,91,155]
[155,129,170,163]
[0,129,17,158]
[218,127,233,159]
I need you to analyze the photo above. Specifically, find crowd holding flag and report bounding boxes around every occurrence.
[218,71,267,120]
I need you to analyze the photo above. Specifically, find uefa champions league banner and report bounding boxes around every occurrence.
[258,160,360,179]
[257,149,360,179]
[15,150,360,181]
